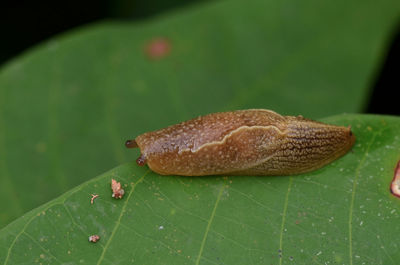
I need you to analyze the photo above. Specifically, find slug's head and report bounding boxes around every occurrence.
[125,139,147,166]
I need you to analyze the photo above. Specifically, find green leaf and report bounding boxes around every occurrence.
[1,114,400,264]
[1,0,399,228]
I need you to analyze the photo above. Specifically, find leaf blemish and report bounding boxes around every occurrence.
[145,38,171,60]
[390,161,400,198]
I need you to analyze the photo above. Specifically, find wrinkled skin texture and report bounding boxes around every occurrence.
[126,109,355,176]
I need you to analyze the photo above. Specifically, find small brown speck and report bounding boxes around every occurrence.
[145,38,171,60]
[88,235,100,243]
[111,179,125,199]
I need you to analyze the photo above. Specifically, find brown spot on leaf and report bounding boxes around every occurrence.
[390,161,400,198]
[145,38,171,60]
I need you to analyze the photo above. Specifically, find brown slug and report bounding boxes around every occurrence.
[125,109,355,176]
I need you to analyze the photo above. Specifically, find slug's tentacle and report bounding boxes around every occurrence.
[125,139,146,165]
[136,154,147,166]
[125,139,138,148]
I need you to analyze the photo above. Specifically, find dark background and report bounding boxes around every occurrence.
[1,0,399,115]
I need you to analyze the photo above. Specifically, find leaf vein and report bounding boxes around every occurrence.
[230,187,280,214]
[278,177,293,265]
[96,171,148,265]
[142,179,208,222]
[195,182,225,265]
[23,231,63,263]
[348,130,380,265]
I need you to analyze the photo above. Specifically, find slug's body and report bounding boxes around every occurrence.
[126,109,355,176]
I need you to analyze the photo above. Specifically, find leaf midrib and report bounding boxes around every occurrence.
[195,182,226,265]
[348,129,380,265]
[96,171,148,265]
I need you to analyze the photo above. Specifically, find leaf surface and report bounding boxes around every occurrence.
[1,0,399,227]
[1,114,400,264]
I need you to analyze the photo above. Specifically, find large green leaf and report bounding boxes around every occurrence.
[1,0,399,228]
[1,114,400,264]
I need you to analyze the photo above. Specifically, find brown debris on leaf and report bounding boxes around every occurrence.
[90,194,99,204]
[111,179,125,199]
[88,235,100,243]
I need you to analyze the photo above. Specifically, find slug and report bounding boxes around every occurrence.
[125,109,355,176]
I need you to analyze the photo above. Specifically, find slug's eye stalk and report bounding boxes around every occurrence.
[136,154,146,166]
[125,139,138,148]
[125,139,146,165]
